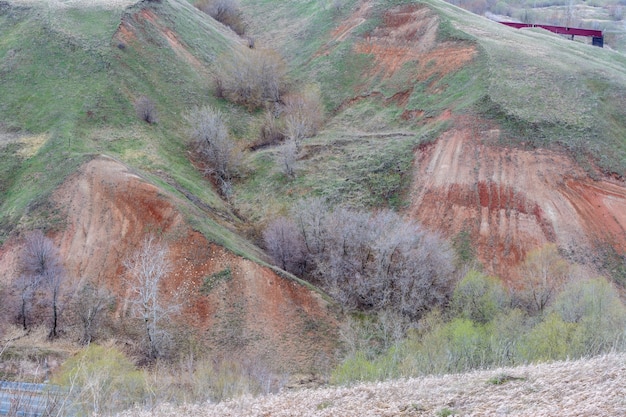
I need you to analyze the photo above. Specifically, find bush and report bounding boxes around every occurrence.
[186,106,242,195]
[53,344,145,415]
[214,49,288,110]
[134,95,158,124]
[196,0,247,35]
[263,217,305,274]
[452,270,508,324]
[256,108,286,148]
[550,277,626,356]
[282,86,324,145]
[278,139,299,177]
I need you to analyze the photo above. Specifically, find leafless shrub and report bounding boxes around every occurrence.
[279,139,298,177]
[263,217,306,275]
[134,95,158,124]
[124,236,179,359]
[214,49,288,110]
[278,201,455,319]
[196,0,247,35]
[186,105,242,195]
[283,86,324,146]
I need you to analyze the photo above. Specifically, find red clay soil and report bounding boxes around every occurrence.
[353,4,475,82]
[408,117,626,281]
[0,156,338,373]
[114,7,206,71]
[327,2,475,120]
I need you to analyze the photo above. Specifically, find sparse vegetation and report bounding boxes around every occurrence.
[200,267,233,294]
[214,48,288,110]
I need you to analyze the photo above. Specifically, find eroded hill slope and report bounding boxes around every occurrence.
[409,116,626,279]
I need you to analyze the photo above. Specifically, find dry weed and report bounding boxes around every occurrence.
[117,353,626,416]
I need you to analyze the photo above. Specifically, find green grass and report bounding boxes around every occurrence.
[0,0,271,261]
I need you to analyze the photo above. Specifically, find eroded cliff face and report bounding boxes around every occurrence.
[408,116,626,280]
[0,156,337,372]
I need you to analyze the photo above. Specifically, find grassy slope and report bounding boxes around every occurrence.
[234,0,626,225]
[430,0,626,174]
[234,0,460,220]
[0,0,268,259]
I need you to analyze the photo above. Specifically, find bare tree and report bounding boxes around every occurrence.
[290,197,329,257]
[186,105,241,195]
[283,87,324,147]
[16,230,66,338]
[124,236,178,359]
[263,217,305,275]
[71,283,114,345]
[517,244,570,315]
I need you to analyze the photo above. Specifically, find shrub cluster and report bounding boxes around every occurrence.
[331,268,626,384]
[196,0,247,35]
[264,198,456,320]
[214,49,288,110]
[52,344,285,415]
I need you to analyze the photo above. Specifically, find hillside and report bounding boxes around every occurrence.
[237,0,626,279]
[119,352,626,416]
[1,0,626,410]
[0,0,339,375]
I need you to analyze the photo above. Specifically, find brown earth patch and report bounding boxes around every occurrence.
[408,117,626,281]
[354,5,476,81]
[113,7,205,71]
[0,156,338,373]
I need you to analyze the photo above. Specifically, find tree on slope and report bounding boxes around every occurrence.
[16,230,66,338]
[124,236,178,359]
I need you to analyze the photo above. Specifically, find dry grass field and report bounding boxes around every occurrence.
[118,353,626,416]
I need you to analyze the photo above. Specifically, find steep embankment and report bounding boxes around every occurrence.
[119,353,626,416]
[51,156,337,371]
[409,116,626,280]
